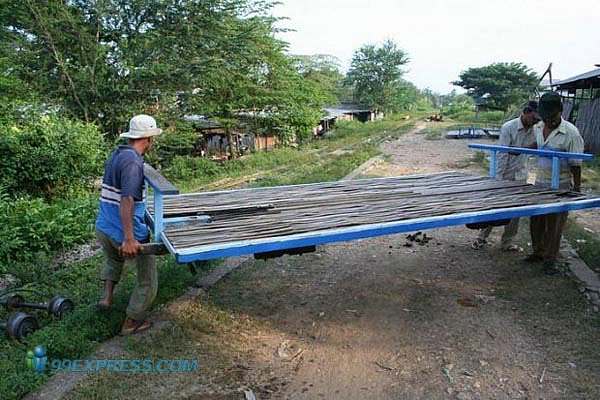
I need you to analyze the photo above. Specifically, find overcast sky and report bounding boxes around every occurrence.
[274,0,600,94]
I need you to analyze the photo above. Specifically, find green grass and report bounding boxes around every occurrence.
[562,156,600,273]
[170,117,415,192]
[564,219,600,274]
[581,155,600,192]
[1,115,415,400]
[0,256,202,400]
[444,110,505,124]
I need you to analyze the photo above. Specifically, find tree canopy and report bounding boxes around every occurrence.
[452,62,539,111]
[292,54,349,105]
[345,39,411,112]
[0,0,330,139]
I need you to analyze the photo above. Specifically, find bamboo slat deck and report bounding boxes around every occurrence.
[150,172,592,256]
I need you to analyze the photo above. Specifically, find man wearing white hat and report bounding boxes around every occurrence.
[95,114,162,335]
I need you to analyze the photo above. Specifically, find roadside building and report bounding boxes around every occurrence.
[551,68,600,154]
[184,115,278,159]
[315,104,383,136]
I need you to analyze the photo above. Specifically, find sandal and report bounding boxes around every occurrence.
[501,244,522,252]
[120,319,153,336]
[471,238,487,250]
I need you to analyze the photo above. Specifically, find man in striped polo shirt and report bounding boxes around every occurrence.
[96,115,162,335]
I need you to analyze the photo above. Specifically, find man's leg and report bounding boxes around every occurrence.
[543,212,568,262]
[500,218,520,250]
[124,253,158,325]
[97,230,125,307]
[478,226,493,241]
[473,226,492,249]
[528,216,546,261]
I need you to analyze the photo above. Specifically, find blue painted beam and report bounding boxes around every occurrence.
[551,156,561,190]
[172,198,600,264]
[143,164,179,243]
[144,164,179,195]
[468,144,593,160]
[489,151,497,178]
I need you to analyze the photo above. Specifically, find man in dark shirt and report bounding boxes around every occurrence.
[96,114,162,335]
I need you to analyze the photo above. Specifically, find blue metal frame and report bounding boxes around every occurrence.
[171,198,600,263]
[468,144,593,189]
[142,154,600,265]
[143,164,180,243]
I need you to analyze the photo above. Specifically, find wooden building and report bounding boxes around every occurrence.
[551,68,600,154]
[184,116,278,159]
[315,104,383,136]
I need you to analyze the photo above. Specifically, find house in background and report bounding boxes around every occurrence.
[315,103,383,136]
[183,115,278,160]
[551,67,600,154]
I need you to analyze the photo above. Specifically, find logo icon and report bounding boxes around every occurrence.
[26,345,47,373]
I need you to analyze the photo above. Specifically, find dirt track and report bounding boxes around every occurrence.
[205,125,600,399]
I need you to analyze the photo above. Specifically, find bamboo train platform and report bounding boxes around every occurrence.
[144,169,600,264]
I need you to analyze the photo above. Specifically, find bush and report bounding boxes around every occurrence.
[446,110,505,124]
[0,115,105,198]
[163,155,222,182]
[145,122,199,168]
[0,190,97,273]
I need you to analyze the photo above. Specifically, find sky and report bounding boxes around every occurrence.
[273,0,600,94]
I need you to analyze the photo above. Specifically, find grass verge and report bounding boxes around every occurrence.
[170,116,415,192]
[565,219,600,274]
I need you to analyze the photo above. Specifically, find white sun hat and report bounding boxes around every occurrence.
[119,114,163,139]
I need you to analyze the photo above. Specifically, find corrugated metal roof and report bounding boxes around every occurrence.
[553,68,600,89]
[322,104,373,120]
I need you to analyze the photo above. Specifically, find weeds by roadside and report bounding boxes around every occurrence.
[171,117,416,192]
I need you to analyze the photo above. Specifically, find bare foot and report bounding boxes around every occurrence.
[120,318,152,335]
[97,280,116,310]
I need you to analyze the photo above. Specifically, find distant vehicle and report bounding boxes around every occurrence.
[446,125,500,139]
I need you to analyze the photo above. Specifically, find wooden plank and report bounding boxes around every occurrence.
[154,172,591,253]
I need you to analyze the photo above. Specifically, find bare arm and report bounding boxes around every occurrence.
[571,165,581,192]
[120,196,141,257]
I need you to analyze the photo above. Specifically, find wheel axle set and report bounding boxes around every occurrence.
[1,294,74,340]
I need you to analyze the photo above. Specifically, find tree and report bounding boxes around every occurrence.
[345,40,410,112]
[452,62,539,111]
[292,54,347,104]
[1,0,324,140]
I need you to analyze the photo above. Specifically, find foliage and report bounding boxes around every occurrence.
[164,156,222,181]
[0,114,105,198]
[564,219,600,274]
[293,54,348,104]
[0,254,198,400]
[0,191,97,272]
[1,0,326,138]
[452,62,539,111]
[145,122,200,169]
[441,91,475,116]
[345,39,410,112]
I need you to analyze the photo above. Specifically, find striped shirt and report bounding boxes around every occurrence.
[95,145,148,243]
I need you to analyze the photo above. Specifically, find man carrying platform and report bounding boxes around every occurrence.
[526,92,584,274]
[95,114,162,335]
[472,101,540,250]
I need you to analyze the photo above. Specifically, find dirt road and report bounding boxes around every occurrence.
[64,124,600,400]
[206,125,600,399]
